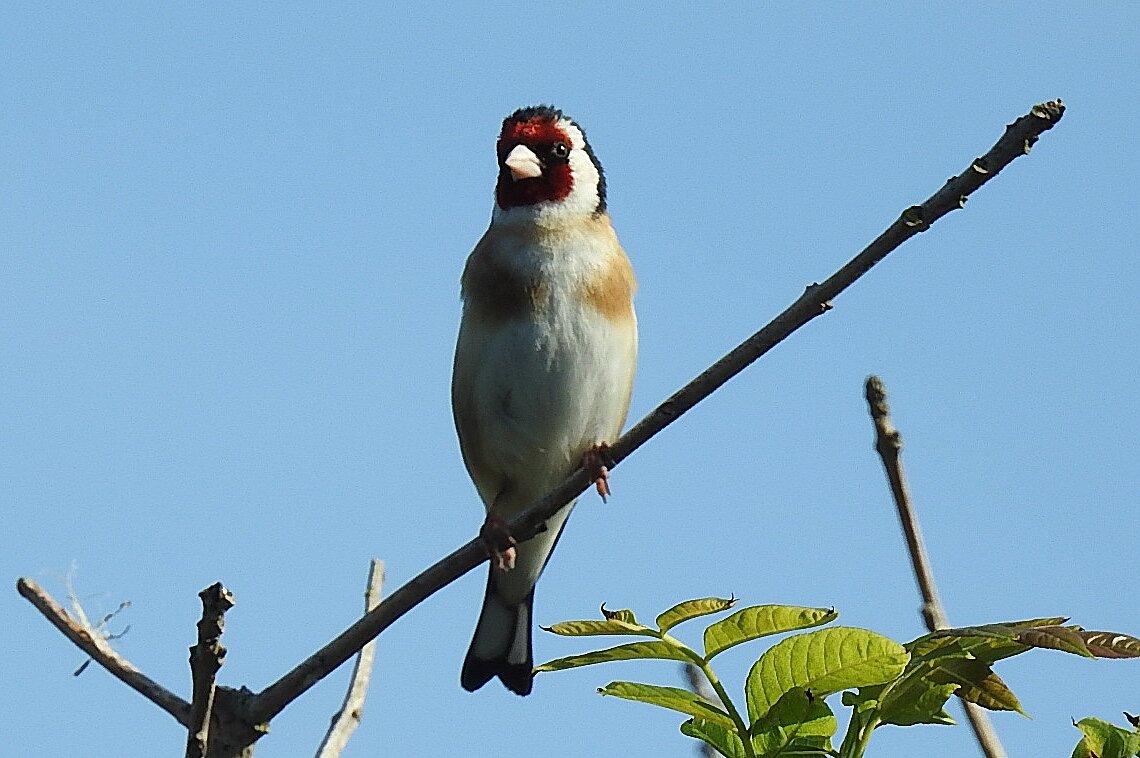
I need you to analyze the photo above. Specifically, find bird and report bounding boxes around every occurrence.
[451,105,638,695]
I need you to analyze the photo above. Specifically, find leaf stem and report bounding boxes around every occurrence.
[837,710,861,757]
[851,715,881,758]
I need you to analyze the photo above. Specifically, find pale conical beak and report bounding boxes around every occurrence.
[504,144,543,181]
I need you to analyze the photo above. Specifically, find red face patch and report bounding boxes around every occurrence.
[495,117,575,210]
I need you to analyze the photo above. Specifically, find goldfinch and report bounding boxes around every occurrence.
[452,105,637,695]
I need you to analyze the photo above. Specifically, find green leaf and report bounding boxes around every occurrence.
[874,676,959,727]
[682,718,748,758]
[1072,717,1140,758]
[745,627,909,723]
[705,605,839,660]
[990,616,1070,629]
[1079,631,1140,659]
[656,597,736,633]
[912,621,1135,663]
[535,640,691,672]
[941,661,1025,715]
[855,655,958,728]
[600,605,639,624]
[909,625,1027,663]
[871,647,1022,725]
[750,687,836,756]
[599,681,735,727]
[1016,625,1094,658]
[908,619,1067,664]
[543,619,656,637]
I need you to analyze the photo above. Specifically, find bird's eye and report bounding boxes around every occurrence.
[550,141,570,160]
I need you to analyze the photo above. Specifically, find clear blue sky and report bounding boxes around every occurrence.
[4,3,1137,756]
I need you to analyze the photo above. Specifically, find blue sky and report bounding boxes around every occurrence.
[4,3,1137,756]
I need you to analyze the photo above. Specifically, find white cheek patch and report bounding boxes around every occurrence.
[562,153,601,216]
[555,119,601,216]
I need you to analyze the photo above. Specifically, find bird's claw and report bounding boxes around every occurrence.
[480,515,517,571]
[582,443,615,503]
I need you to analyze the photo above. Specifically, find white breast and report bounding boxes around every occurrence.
[456,225,637,514]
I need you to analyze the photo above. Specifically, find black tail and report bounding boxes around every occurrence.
[461,571,534,695]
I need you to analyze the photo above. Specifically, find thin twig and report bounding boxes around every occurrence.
[864,376,1008,758]
[186,583,236,758]
[248,100,1066,724]
[16,577,192,726]
[316,560,385,758]
[864,378,947,631]
[64,562,133,676]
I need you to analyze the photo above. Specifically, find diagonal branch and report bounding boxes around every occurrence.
[246,100,1066,724]
[864,376,1008,758]
[16,577,192,726]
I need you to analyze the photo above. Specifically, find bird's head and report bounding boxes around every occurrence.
[493,105,607,223]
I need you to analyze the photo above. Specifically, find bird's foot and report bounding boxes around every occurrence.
[582,443,615,503]
[480,514,517,571]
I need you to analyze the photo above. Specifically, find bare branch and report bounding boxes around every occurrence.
[864,377,948,630]
[864,376,1008,758]
[316,560,385,758]
[959,699,1010,758]
[16,577,191,726]
[248,100,1066,723]
[186,583,236,758]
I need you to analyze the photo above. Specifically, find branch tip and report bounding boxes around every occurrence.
[1031,99,1065,121]
[199,582,236,614]
[863,376,888,418]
